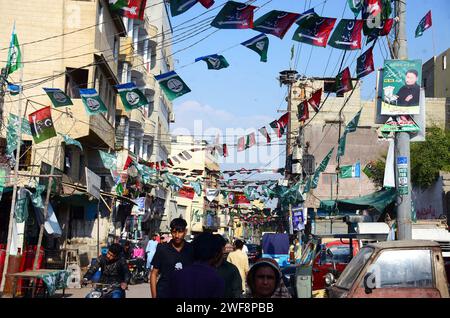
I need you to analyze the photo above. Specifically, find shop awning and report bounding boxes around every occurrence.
[319,188,397,214]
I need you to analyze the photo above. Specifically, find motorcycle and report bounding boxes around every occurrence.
[84,282,126,299]
[127,258,149,285]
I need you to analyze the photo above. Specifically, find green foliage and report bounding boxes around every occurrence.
[411,126,450,188]
[367,158,387,188]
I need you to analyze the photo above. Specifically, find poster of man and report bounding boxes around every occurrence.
[381,59,422,115]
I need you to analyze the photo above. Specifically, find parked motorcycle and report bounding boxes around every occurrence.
[127,258,149,285]
[84,282,126,299]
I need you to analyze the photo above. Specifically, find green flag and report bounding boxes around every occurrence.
[336,131,348,159]
[195,54,230,70]
[31,184,46,209]
[337,109,361,159]
[339,162,361,178]
[60,134,83,151]
[345,109,362,133]
[0,167,8,201]
[302,176,312,194]
[190,180,202,196]
[165,174,184,191]
[43,88,73,107]
[241,33,269,62]
[6,25,22,75]
[109,0,128,11]
[348,0,363,16]
[155,71,191,101]
[115,82,149,111]
[362,161,376,178]
[79,88,108,115]
[99,150,117,170]
[311,148,334,189]
[28,106,57,144]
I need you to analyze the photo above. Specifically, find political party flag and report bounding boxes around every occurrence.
[339,162,361,178]
[366,18,393,44]
[168,0,198,16]
[198,0,214,8]
[205,188,219,202]
[167,158,174,166]
[362,0,383,35]
[297,100,309,122]
[43,88,73,107]
[335,67,353,95]
[9,113,31,135]
[115,82,148,111]
[0,167,8,201]
[237,132,256,152]
[28,106,57,144]
[190,180,203,196]
[346,109,362,133]
[165,174,184,191]
[155,71,191,101]
[110,0,147,20]
[270,112,289,138]
[7,84,21,96]
[222,144,228,157]
[356,47,374,78]
[172,156,181,164]
[258,126,271,144]
[253,10,300,39]
[348,0,363,16]
[177,186,195,200]
[328,19,363,50]
[211,1,256,29]
[308,88,322,112]
[195,54,229,70]
[182,150,192,160]
[337,109,361,159]
[292,12,336,47]
[99,150,117,170]
[60,134,83,151]
[6,24,22,75]
[311,148,334,189]
[79,88,108,115]
[241,33,269,62]
[415,10,432,38]
[363,161,376,178]
[6,115,21,155]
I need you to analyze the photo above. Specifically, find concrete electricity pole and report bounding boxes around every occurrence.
[393,0,412,240]
[278,70,298,233]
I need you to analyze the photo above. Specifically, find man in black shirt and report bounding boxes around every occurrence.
[150,217,194,298]
[396,69,420,106]
[215,235,243,298]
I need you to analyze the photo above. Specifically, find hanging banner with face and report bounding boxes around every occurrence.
[381,60,422,115]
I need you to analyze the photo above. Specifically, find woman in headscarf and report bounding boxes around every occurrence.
[245,258,291,298]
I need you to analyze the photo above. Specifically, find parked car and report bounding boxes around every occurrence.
[312,239,360,290]
[327,240,450,298]
[245,244,262,263]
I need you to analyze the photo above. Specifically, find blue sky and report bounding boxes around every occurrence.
[167,0,450,173]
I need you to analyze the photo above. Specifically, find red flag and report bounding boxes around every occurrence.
[336,67,353,95]
[380,18,394,36]
[167,158,174,166]
[198,0,214,9]
[124,155,133,170]
[258,127,271,143]
[307,88,322,112]
[222,144,228,157]
[161,161,167,170]
[237,133,256,152]
[149,162,155,169]
[155,162,160,170]
[270,112,289,138]
[298,101,309,122]
[123,0,147,20]
[178,186,195,200]
[364,0,382,17]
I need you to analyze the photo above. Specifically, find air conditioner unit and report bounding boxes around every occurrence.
[169,113,175,123]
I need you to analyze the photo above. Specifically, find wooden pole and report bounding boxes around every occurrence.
[0,46,25,294]
[32,138,59,270]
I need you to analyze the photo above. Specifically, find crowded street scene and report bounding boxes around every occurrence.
[0,0,449,304]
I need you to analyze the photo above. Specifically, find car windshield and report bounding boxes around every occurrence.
[335,247,374,290]
[320,245,352,264]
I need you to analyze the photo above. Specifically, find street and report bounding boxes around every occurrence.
[64,283,151,299]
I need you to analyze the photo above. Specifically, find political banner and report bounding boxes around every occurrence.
[381,59,422,115]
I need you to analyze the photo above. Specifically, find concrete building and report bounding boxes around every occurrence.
[167,135,224,236]
[422,48,450,98]
[289,77,449,209]
[0,0,174,262]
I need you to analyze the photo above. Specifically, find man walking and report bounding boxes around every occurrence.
[227,239,249,295]
[149,218,193,298]
[216,235,242,298]
[145,233,159,270]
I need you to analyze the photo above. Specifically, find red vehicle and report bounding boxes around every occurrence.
[312,240,360,290]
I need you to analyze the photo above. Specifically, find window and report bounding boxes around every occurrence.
[363,249,433,289]
[65,68,88,98]
[443,55,447,70]
[113,36,119,63]
[320,245,352,264]
[336,247,373,290]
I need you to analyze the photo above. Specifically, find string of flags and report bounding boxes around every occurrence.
[109,0,147,21]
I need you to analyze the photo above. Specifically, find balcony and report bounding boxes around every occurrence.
[131,54,147,87]
[144,118,156,136]
[119,37,134,64]
[129,107,145,128]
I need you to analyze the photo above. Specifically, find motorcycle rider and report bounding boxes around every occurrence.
[83,243,131,298]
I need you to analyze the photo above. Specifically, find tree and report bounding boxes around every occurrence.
[366,126,450,189]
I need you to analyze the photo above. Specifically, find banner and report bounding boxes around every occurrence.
[115,82,149,111]
[210,1,256,29]
[381,59,422,115]
[339,162,361,178]
[43,88,73,107]
[383,139,395,188]
[241,33,269,62]
[155,71,191,101]
[28,106,57,144]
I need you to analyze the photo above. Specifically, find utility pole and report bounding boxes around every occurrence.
[278,70,298,234]
[0,68,8,132]
[393,0,412,240]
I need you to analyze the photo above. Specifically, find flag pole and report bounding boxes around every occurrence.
[32,137,59,270]
[0,44,24,294]
[431,20,436,58]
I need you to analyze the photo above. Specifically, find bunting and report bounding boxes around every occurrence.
[307,88,322,112]
[211,1,256,29]
[415,10,432,38]
[43,88,73,107]
[79,88,108,115]
[155,71,191,101]
[258,127,271,144]
[252,10,300,39]
[195,54,230,70]
[237,132,256,152]
[356,47,374,78]
[335,67,353,95]
[298,101,309,122]
[241,33,269,62]
[328,19,364,50]
[269,112,289,138]
[292,12,336,47]
[311,148,334,189]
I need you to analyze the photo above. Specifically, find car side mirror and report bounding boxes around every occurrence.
[326,249,334,258]
[363,272,376,294]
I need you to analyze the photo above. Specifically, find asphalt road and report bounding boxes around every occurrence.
[64,282,151,298]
